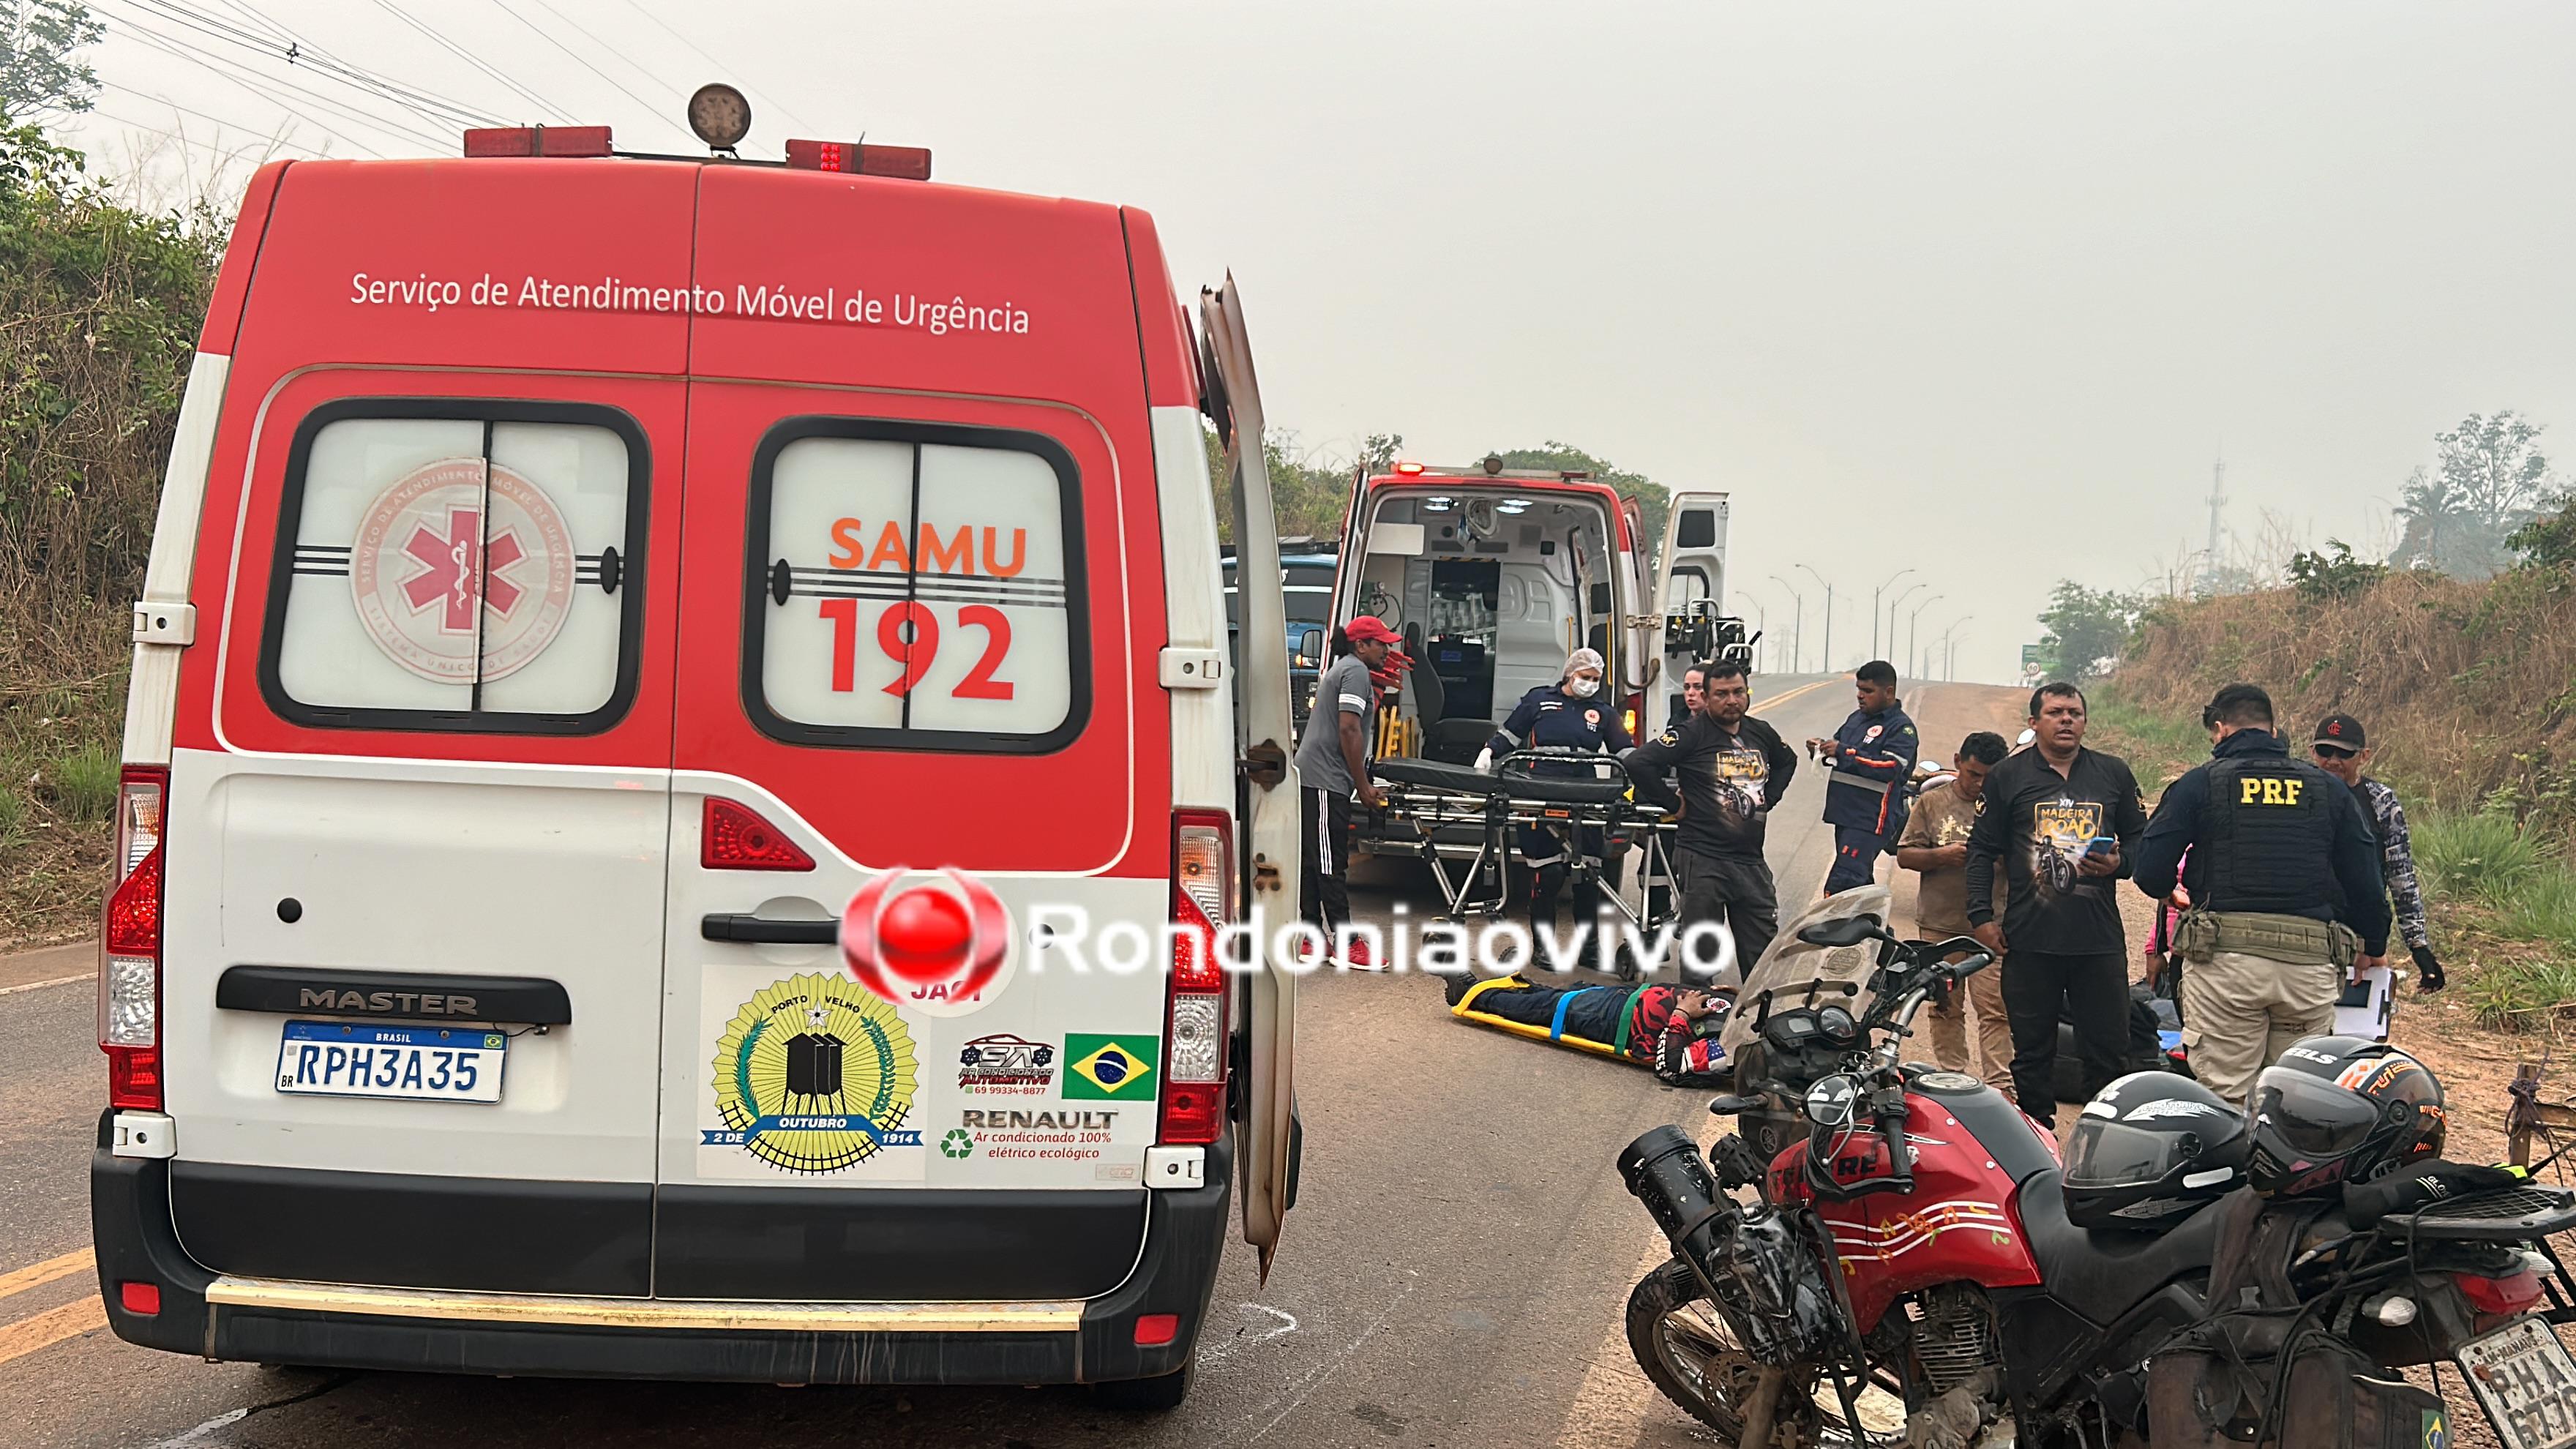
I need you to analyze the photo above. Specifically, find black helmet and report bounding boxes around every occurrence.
[2248,1036,2446,1199]
[2064,1072,2250,1230]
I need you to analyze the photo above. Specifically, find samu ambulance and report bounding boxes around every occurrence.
[91,119,1305,1410]
[1329,457,1733,858]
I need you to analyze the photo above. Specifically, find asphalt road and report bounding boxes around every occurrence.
[1,678,2018,1449]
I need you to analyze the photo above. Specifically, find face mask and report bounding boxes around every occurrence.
[1567,676,1600,698]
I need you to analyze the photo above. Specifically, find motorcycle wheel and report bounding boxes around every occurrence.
[1625,1258,1884,1444]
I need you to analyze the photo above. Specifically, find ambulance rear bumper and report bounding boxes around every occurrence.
[91,1116,1232,1386]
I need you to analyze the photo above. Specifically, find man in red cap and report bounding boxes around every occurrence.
[1293,617,1403,963]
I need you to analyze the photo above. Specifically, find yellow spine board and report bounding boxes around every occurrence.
[1449,978,1635,1062]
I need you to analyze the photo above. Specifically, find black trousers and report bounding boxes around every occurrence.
[1677,849,1778,984]
[2001,948,2127,1121]
[1301,785,1354,938]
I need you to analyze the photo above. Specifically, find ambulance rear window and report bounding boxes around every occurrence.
[258,401,649,733]
[743,419,1086,753]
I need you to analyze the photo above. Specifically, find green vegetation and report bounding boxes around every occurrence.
[2414,811,2547,907]
[0,112,219,943]
[2086,685,2206,796]
[2034,582,2143,681]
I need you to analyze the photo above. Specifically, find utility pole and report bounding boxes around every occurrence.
[1871,566,1915,662]
[1797,564,1836,673]
[1767,574,1805,673]
[1939,615,1974,682]
[2201,457,2228,594]
[1906,595,1944,683]
[1887,581,1927,670]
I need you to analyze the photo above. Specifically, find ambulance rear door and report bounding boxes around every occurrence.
[1655,490,1731,716]
[1201,279,1299,1273]
[654,168,1172,1303]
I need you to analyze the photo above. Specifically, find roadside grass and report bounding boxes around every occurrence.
[2407,809,2576,1032]
[2416,810,2549,906]
[0,662,127,949]
[2088,686,2205,795]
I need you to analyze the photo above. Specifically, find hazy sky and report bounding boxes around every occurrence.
[61,2,2576,684]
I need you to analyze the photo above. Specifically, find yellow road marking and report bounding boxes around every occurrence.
[0,1248,92,1301]
[1751,676,1836,714]
[0,1295,109,1367]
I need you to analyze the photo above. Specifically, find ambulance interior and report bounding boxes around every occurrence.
[1347,489,1620,765]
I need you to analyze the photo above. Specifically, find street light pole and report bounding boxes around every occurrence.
[1939,615,1975,682]
[1797,564,1836,673]
[1870,566,1916,662]
[1767,574,1805,673]
[1887,581,1928,669]
[1906,594,1944,683]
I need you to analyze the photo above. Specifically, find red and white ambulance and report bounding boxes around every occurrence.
[1330,458,1731,857]
[91,124,1304,1409]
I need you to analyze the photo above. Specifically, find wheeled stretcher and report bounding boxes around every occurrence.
[1366,749,1682,978]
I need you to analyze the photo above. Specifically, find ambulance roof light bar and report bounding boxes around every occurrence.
[1382,459,1594,484]
[784,139,933,180]
[463,125,613,158]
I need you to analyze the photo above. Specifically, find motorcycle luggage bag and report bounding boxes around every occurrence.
[2144,1335,2447,1449]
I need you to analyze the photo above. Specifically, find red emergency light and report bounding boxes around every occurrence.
[785,139,933,180]
[463,125,614,158]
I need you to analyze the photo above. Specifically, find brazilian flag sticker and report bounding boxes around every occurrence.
[1063,1034,1158,1100]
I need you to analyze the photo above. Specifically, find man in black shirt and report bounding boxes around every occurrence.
[1965,681,2148,1123]
[1624,659,1799,981]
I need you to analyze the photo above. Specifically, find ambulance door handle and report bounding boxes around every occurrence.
[700,914,836,946]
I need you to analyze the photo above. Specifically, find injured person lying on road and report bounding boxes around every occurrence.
[1443,973,1735,1086]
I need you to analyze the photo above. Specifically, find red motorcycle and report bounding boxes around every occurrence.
[1620,913,2576,1449]
[1620,915,2191,1447]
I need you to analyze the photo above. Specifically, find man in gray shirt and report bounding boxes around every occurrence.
[1294,616,1399,965]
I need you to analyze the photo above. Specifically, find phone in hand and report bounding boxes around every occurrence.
[2083,835,2117,858]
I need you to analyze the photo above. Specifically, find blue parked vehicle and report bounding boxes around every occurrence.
[1224,545,1338,729]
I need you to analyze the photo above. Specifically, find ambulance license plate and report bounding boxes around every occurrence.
[2457,1314,2576,1449]
[274,1020,506,1104]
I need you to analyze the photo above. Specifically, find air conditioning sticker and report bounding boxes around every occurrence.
[704,972,922,1176]
[348,459,578,681]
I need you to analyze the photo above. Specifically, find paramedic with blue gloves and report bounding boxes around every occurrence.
[1808,660,1918,894]
[1480,647,1633,958]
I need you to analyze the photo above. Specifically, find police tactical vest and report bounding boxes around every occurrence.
[2193,754,2345,916]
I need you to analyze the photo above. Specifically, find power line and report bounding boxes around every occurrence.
[100,79,374,157]
[99,12,454,153]
[489,0,670,132]
[525,0,685,108]
[89,104,295,158]
[623,0,817,135]
[363,0,568,123]
[103,0,508,130]
[102,13,453,151]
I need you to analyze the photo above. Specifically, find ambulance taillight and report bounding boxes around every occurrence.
[463,125,613,158]
[783,140,932,180]
[101,766,167,1110]
[702,798,816,872]
[1161,811,1232,1145]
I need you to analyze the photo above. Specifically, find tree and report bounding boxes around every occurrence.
[2392,412,2558,578]
[1203,427,1366,544]
[1,1,101,122]
[2034,581,2142,681]
[1486,441,1671,561]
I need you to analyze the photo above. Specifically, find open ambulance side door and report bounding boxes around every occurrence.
[1653,491,1734,721]
[1200,279,1299,1276]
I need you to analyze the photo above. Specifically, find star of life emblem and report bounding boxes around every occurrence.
[348,458,576,684]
